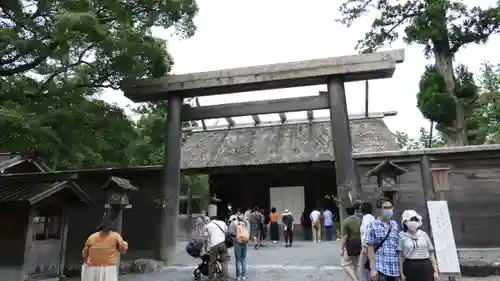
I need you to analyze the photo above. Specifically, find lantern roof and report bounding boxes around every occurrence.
[365,158,407,177]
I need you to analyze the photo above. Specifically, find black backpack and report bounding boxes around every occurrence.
[345,217,362,256]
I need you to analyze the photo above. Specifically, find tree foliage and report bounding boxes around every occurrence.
[1,0,197,86]
[394,127,445,149]
[468,62,500,144]
[0,0,208,194]
[337,0,500,146]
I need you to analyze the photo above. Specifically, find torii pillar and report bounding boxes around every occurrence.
[159,95,183,264]
[327,78,362,221]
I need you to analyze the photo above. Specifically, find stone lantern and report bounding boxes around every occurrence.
[103,176,139,233]
[365,159,407,202]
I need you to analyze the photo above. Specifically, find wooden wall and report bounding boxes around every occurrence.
[0,204,30,281]
[358,154,500,248]
[64,172,161,269]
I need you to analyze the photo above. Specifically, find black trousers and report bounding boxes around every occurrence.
[378,272,398,281]
[403,258,433,281]
[284,229,293,244]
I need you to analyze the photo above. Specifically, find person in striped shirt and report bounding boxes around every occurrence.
[398,210,438,281]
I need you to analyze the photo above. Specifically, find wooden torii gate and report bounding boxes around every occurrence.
[121,49,405,263]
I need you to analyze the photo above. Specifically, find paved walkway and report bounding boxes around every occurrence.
[81,241,500,281]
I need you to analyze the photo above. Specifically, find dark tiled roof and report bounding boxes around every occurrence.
[0,180,95,206]
[104,176,139,191]
[0,156,51,173]
[181,118,398,169]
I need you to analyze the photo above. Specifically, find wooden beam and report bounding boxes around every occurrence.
[194,97,207,130]
[122,49,405,101]
[181,94,329,121]
[225,117,235,127]
[252,115,261,125]
[279,113,287,123]
[307,110,314,121]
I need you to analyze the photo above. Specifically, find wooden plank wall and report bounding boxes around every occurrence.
[358,155,500,248]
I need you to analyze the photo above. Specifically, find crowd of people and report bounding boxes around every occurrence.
[78,199,439,281]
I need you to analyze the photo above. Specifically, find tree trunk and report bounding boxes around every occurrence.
[432,43,468,146]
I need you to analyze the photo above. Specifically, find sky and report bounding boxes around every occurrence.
[102,0,500,138]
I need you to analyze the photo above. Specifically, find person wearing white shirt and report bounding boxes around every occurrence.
[204,218,230,280]
[310,209,322,242]
[359,202,375,281]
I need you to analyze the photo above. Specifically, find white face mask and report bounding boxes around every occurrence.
[406,221,420,232]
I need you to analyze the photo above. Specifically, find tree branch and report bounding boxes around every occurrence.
[0,42,58,77]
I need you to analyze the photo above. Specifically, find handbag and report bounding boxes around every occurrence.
[364,224,392,271]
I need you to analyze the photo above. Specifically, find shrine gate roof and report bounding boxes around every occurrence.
[181,117,397,169]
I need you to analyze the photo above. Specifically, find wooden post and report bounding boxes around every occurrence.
[420,155,437,243]
[114,206,123,274]
[420,155,437,201]
[159,95,183,264]
[187,186,193,239]
[327,78,361,222]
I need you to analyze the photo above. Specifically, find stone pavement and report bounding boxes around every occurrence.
[72,241,500,281]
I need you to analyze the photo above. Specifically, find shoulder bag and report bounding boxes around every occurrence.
[214,222,234,248]
[364,224,392,270]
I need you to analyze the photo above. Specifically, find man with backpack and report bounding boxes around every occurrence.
[204,216,231,281]
[340,207,362,281]
[229,214,250,280]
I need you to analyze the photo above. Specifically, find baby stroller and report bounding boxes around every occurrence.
[186,237,223,281]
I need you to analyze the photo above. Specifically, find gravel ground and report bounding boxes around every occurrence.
[72,241,500,281]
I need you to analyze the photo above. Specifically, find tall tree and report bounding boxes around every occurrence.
[468,62,500,143]
[131,101,209,196]
[394,127,445,149]
[0,74,138,169]
[337,0,500,145]
[417,63,479,144]
[1,0,197,87]
[1,0,199,169]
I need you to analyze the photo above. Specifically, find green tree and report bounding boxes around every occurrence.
[0,74,138,169]
[337,0,500,146]
[417,63,479,144]
[131,101,209,196]
[394,127,445,149]
[1,0,199,169]
[468,62,500,143]
[1,0,197,86]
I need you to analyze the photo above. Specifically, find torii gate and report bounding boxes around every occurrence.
[121,49,405,263]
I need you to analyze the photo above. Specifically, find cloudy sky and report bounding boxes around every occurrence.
[102,0,499,138]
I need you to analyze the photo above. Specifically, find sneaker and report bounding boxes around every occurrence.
[236,277,241,281]
[241,276,247,280]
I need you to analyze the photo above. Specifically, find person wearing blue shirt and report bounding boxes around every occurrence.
[365,198,400,281]
[323,208,334,241]
[229,214,250,280]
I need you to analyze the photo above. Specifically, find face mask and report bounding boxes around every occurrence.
[382,209,394,219]
[406,221,420,232]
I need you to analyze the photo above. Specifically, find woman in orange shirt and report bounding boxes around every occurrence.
[268,207,280,243]
[82,218,128,281]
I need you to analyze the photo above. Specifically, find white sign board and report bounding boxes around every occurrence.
[427,200,461,278]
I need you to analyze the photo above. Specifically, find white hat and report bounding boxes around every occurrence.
[284,209,289,213]
[229,215,237,221]
[401,210,422,223]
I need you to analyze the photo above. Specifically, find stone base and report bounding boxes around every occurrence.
[459,248,500,277]
[63,259,164,278]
